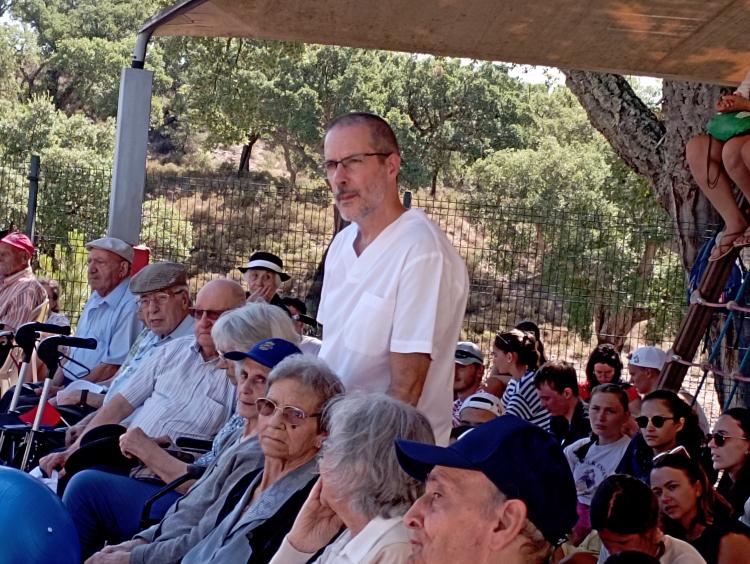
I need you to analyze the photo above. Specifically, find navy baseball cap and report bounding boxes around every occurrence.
[224,338,301,368]
[395,415,577,545]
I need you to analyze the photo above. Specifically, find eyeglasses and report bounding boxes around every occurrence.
[653,445,691,464]
[707,432,749,447]
[189,307,229,321]
[255,397,320,426]
[322,152,392,175]
[137,290,183,308]
[635,415,678,429]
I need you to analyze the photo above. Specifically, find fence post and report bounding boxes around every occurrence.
[25,155,40,239]
[403,190,412,209]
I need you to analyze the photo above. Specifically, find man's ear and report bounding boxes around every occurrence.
[487,498,527,552]
[385,152,401,179]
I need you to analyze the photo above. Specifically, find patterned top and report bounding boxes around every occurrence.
[504,370,551,431]
[0,266,46,331]
[118,336,235,442]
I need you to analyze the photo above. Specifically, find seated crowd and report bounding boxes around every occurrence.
[2,239,750,564]
[3,112,750,564]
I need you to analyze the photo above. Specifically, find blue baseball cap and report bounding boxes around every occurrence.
[224,338,301,368]
[395,415,577,545]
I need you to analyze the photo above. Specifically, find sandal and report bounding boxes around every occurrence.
[708,230,744,262]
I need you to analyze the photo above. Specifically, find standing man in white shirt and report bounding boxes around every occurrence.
[317,112,469,444]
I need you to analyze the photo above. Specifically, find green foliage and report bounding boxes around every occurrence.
[0,93,115,168]
[140,197,195,261]
[467,87,684,341]
[37,230,90,325]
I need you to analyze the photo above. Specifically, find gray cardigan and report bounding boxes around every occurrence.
[130,429,264,564]
[181,458,318,563]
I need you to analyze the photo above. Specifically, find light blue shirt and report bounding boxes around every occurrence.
[63,277,143,380]
[104,313,195,402]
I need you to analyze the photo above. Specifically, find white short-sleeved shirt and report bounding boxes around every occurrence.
[564,435,630,505]
[318,209,469,445]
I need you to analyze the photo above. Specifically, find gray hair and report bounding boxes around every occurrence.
[483,486,552,564]
[266,355,344,410]
[211,302,299,353]
[319,393,434,520]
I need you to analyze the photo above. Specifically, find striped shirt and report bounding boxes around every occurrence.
[118,336,235,442]
[0,266,46,331]
[504,370,551,431]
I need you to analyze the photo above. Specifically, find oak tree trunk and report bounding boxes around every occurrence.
[564,70,745,404]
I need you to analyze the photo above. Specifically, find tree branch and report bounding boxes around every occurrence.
[563,70,665,183]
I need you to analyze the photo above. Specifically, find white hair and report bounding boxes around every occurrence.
[211,302,299,353]
[319,393,434,519]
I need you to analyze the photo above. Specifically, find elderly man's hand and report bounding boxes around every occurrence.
[119,427,163,461]
[65,423,85,447]
[286,478,343,554]
[34,384,61,398]
[39,450,69,477]
[55,388,83,406]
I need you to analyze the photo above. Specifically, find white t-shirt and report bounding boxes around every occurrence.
[598,535,706,563]
[564,435,630,505]
[318,209,469,445]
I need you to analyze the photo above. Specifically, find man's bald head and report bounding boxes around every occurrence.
[197,278,246,307]
[192,278,246,358]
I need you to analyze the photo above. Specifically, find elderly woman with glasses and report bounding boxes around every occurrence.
[709,407,750,525]
[651,449,750,564]
[269,392,434,563]
[85,304,301,563]
[178,354,344,563]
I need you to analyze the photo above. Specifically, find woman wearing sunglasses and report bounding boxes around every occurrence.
[616,390,704,484]
[709,407,750,525]
[651,449,750,564]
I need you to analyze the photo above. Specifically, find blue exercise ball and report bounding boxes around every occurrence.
[0,466,80,563]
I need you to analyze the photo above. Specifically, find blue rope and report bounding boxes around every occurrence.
[690,265,750,408]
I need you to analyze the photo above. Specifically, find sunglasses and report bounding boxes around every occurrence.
[189,307,229,321]
[653,445,690,464]
[707,432,749,447]
[635,415,678,429]
[255,397,320,426]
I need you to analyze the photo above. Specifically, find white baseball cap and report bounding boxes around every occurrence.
[628,346,666,370]
[459,391,502,417]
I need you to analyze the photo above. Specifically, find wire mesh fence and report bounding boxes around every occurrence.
[0,154,739,424]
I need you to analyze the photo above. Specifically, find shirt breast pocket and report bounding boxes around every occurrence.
[344,291,395,355]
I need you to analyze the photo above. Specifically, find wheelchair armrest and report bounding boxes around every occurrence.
[174,436,213,453]
[139,464,206,529]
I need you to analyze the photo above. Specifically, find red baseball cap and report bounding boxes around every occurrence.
[0,232,34,256]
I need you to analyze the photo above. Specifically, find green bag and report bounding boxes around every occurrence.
[707,111,750,141]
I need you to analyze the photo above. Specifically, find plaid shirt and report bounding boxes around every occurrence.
[0,266,46,331]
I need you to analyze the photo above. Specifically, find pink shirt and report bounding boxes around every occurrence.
[0,266,46,331]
